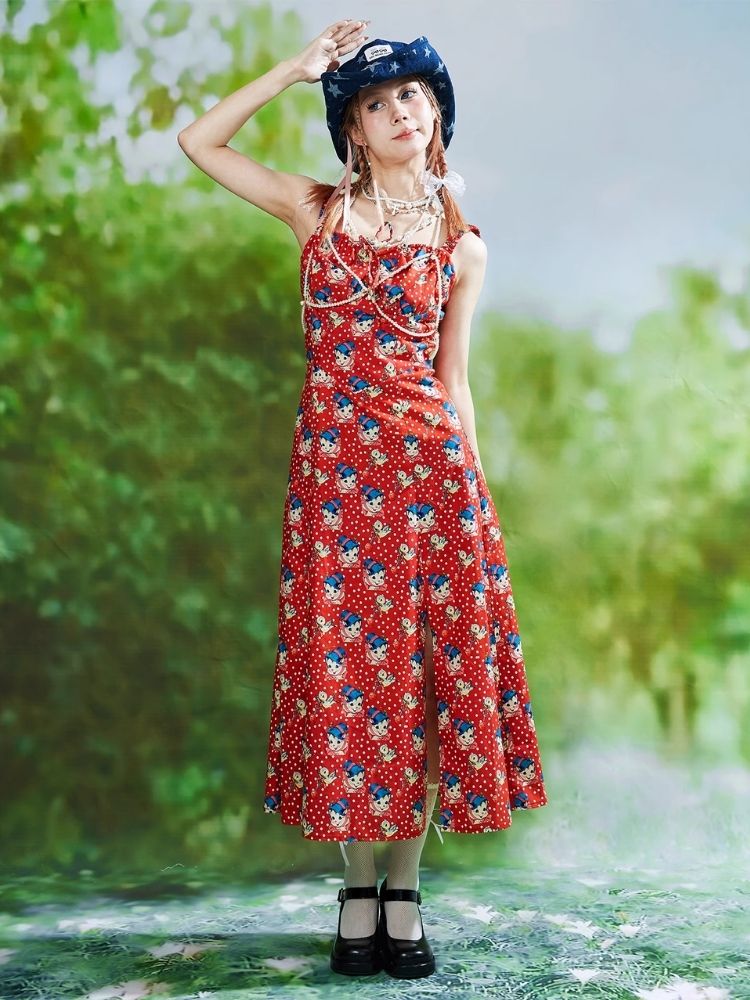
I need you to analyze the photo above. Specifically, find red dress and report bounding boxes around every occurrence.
[262,212,548,844]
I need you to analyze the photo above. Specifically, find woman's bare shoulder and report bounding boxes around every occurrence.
[291,181,333,252]
[452,227,487,285]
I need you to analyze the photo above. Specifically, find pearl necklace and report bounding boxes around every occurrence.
[355,185,444,249]
[299,222,449,342]
[359,184,436,215]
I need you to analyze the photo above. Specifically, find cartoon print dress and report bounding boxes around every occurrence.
[262,206,548,844]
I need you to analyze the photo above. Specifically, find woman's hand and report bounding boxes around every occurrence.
[289,19,370,84]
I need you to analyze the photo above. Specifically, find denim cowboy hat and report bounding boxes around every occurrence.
[320,35,456,168]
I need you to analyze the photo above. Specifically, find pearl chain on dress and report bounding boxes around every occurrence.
[299,223,450,343]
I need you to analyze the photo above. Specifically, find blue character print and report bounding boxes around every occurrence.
[263,793,280,814]
[465,791,490,824]
[443,433,465,465]
[336,533,360,567]
[399,298,429,327]
[524,701,536,732]
[353,308,375,335]
[374,329,399,358]
[326,260,347,284]
[512,754,538,785]
[287,494,304,525]
[361,484,385,515]
[441,260,456,286]
[437,700,451,731]
[442,641,462,674]
[328,795,351,832]
[357,414,380,444]
[488,562,510,593]
[406,501,436,533]
[319,426,341,456]
[321,496,343,528]
[280,565,294,595]
[506,631,523,663]
[339,608,363,643]
[410,647,424,677]
[342,758,366,792]
[452,716,477,749]
[428,572,452,604]
[377,255,401,275]
[411,246,432,272]
[366,706,390,739]
[411,723,426,754]
[500,688,521,719]
[436,806,454,833]
[365,632,389,665]
[323,571,346,605]
[418,376,440,398]
[362,556,387,591]
[327,721,349,755]
[333,392,355,421]
[442,771,461,803]
[300,426,313,454]
[384,282,405,304]
[341,683,364,716]
[368,781,392,816]
[309,316,323,344]
[408,573,424,604]
[310,365,331,386]
[458,503,479,536]
[441,399,461,426]
[471,579,487,607]
[412,796,427,829]
[335,463,357,493]
[313,284,334,304]
[347,374,374,394]
[324,646,347,680]
[333,340,356,369]
[403,433,421,458]
[270,720,283,751]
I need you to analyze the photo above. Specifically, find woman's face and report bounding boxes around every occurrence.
[352,78,435,164]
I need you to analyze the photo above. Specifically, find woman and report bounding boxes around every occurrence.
[178,20,548,981]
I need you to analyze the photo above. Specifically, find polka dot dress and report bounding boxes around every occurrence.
[262,212,548,844]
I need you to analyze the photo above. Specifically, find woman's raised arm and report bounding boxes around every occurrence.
[177,20,369,229]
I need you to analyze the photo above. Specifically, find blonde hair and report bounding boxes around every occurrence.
[302,74,468,243]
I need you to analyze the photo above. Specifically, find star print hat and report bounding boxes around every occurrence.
[320,35,456,166]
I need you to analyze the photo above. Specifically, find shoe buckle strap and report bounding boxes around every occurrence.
[339,885,378,902]
[381,886,422,904]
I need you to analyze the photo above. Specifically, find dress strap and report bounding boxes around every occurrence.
[443,222,481,254]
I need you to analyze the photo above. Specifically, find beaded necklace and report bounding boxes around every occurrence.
[299,193,451,342]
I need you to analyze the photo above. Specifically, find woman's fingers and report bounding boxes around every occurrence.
[325,19,369,43]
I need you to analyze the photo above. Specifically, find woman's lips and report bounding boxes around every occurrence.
[394,130,416,140]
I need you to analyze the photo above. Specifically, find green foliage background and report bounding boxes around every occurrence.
[2,0,749,879]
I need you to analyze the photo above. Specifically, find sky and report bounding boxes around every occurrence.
[10,0,750,352]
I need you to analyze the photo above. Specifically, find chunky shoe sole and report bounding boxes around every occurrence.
[329,884,382,976]
[378,876,436,979]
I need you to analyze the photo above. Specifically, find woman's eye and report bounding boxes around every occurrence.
[367,88,417,111]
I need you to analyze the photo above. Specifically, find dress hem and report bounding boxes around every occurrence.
[262,794,548,843]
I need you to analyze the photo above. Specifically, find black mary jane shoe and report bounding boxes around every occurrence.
[377,875,436,979]
[329,884,382,976]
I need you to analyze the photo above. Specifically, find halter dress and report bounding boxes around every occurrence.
[262,203,548,855]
